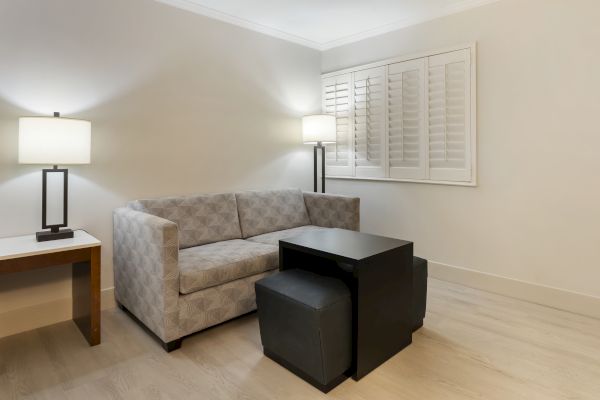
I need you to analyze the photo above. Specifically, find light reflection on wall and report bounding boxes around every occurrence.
[0,0,322,337]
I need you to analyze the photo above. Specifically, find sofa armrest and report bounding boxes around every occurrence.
[303,192,360,231]
[113,207,180,342]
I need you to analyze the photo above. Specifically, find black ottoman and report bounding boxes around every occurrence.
[413,256,428,331]
[255,269,352,393]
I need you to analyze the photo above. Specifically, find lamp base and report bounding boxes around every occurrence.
[36,228,74,242]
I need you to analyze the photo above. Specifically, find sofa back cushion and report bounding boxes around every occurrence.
[129,193,242,249]
[235,189,311,238]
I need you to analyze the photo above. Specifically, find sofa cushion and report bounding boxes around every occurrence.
[178,239,278,294]
[129,193,242,249]
[246,225,327,246]
[235,189,311,238]
[179,270,276,337]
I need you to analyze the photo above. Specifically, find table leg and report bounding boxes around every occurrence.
[72,246,101,346]
[353,245,413,380]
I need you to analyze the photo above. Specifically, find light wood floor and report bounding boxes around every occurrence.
[1,278,600,400]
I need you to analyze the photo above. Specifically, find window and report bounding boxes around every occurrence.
[322,73,352,176]
[322,44,476,186]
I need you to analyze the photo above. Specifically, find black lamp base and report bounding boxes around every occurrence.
[313,142,326,193]
[36,228,74,242]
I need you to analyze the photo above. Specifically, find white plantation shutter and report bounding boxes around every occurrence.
[322,74,353,176]
[321,45,476,185]
[387,59,426,180]
[428,49,472,182]
[353,67,386,178]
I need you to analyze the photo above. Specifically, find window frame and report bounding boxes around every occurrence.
[322,43,477,187]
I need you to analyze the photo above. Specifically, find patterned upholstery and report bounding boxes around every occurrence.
[178,239,278,294]
[130,193,242,249]
[235,189,311,238]
[246,225,327,246]
[113,189,361,348]
[113,207,181,342]
[179,270,275,337]
[303,192,360,231]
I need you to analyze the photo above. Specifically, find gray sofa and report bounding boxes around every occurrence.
[113,188,360,351]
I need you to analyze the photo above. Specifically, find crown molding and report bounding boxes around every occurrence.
[320,0,501,50]
[156,0,323,50]
[156,0,501,51]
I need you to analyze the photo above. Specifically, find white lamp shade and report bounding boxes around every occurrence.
[302,115,336,144]
[19,117,91,165]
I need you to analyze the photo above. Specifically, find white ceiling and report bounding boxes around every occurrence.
[157,0,499,50]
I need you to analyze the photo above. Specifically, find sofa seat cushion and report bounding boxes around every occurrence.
[129,193,242,249]
[178,239,278,294]
[179,270,275,337]
[246,225,327,246]
[235,189,311,238]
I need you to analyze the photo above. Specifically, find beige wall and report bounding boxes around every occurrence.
[323,0,600,302]
[2,0,599,337]
[0,0,321,336]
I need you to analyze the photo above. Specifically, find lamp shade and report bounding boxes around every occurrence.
[302,115,336,144]
[19,116,91,164]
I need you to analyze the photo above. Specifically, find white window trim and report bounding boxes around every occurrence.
[323,43,477,187]
[323,175,477,187]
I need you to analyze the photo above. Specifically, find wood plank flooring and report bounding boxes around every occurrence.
[1,278,599,399]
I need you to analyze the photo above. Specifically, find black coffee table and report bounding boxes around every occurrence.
[279,228,413,380]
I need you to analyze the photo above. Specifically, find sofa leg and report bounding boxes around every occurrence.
[116,300,182,352]
[162,338,182,352]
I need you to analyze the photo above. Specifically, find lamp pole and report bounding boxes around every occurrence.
[302,115,335,194]
[313,142,326,193]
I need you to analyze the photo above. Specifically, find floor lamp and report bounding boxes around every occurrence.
[302,115,336,193]
[19,113,91,242]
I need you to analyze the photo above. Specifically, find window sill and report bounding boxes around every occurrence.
[325,175,477,187]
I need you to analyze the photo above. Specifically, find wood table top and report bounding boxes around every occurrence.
[280,228,411,262]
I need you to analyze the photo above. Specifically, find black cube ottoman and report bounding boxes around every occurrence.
[255,269,352,393]
[413,256,428,331]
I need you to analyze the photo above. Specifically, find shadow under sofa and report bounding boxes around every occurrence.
[113,188,361,351]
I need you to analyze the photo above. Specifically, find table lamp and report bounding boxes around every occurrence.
[302,115,336,193]
[19,112,91,242]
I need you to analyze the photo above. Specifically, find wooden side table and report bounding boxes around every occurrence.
[0,230,101,346]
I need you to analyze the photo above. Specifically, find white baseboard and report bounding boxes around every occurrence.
[0,287,116,339]
[429,261,600,320]
[3,264,599,339]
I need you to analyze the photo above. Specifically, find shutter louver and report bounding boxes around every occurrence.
[353,67,386,178]
[322,74,353,176]
[320,46,475,185]
[388,59,426,180]
[428,49,472,182]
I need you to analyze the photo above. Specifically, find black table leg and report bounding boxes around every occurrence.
[352,245,413,380]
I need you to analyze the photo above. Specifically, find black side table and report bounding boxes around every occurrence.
[279,228,413,380]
